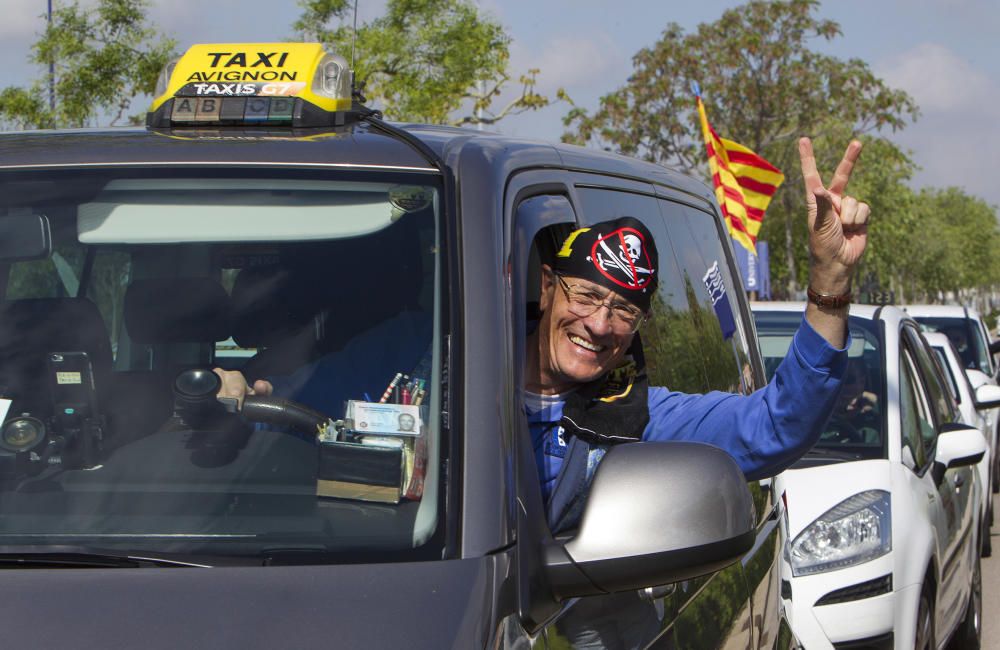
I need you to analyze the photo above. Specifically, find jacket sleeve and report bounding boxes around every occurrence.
[641,315,848,480]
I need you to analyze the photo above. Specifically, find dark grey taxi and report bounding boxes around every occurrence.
[0,45,791,650]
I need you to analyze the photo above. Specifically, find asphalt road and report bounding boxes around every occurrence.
[984,492,1000,649]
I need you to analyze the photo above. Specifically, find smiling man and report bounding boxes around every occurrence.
[526,138,870,532]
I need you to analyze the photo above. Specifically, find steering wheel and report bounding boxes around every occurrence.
[173,368,331,434]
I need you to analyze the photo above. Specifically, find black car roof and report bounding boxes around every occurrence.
[0,123,714,201]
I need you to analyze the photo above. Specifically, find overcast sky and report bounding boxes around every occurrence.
[1,0,997,206]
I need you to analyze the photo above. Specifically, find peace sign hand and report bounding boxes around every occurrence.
[799,137,870,295]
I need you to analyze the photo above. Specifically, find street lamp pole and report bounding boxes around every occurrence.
[47,0,55,112]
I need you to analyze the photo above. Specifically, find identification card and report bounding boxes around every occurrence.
[347,401,421,436]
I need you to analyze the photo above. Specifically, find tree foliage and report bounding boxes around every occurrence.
[0,0,176,129]
[898,188,1000,302]
[562,0,919,296]
[293,0,565,125]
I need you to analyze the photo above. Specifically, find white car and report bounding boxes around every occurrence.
[923,330,1000,557]
[752,302,986,649]
[904,304,1000,497]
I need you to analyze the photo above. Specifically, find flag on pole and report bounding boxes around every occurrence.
[694,85,784,254]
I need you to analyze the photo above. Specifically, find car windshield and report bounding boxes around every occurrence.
[913,316,990,374]
[754,310,885,462]
[0,167,446,564]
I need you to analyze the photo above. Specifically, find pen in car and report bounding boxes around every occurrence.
[393,375,408,404]
[379,372,403,404]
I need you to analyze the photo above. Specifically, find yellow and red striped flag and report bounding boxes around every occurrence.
[695,89,784,254]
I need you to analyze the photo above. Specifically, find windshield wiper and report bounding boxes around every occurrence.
[0,546,214,568]
[803,447,864,461]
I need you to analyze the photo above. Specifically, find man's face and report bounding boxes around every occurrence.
[536,267,638,389]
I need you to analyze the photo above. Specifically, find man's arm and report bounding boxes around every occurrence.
[798,137,870,349]
[643,315,845,480]
[640,138,872,477]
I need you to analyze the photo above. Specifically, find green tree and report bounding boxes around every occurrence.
[0,0,176,129]
[562,0,917,296]
[905,188,1000,302]
[836,134,919,301]
[293,0,565,125]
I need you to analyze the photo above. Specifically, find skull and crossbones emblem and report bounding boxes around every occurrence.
[623,234,642,262]
[589,227,654,290]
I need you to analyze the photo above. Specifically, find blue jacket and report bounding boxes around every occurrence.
[528,316,847,531]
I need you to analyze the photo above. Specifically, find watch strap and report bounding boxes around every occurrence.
[807,286,851,309]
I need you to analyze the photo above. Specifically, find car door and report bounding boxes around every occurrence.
[900,327,974,635]
[510,173,756,649]
[897,341,950,613]
[554,179,757,649]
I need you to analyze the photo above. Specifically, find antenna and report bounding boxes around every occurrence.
[350,0,359,70]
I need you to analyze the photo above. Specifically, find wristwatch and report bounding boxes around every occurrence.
[807,286,851,309]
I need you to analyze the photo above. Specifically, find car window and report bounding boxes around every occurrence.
[899,349,931,471]
[517,195,577,313]
[902,338,945,466]
[0,167,447,563]
[974,317,995,375]
[513,191,578,504]
[931,346,961,404]
[905,326,959,426]
[8,244,86,300]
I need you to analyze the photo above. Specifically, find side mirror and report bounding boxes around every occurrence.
[932,422,987,484]
[989,339,1000,356]
[543,442,755,599]
[974,383,1000,410]
[0,214,51,262]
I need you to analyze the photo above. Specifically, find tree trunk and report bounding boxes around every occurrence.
[783,193,798,296]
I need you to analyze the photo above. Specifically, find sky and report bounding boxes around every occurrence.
[0,0,997,206]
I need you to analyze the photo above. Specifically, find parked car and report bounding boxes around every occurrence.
[752,302,987,650]
[0,42,794,648]
[923,330,1000,557]
[905,304,1000,495]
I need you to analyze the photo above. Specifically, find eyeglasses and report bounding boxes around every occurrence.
[556,275,646,333]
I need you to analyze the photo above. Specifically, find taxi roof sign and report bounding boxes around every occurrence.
[147,43,355,128]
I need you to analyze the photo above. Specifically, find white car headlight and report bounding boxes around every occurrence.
[789,490,891,576]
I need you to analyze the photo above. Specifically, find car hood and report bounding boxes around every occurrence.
[776,459,891,539]
[0,555,501,649]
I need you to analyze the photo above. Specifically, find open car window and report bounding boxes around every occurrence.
[0,167,446,564]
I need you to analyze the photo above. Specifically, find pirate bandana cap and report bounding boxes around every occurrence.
[553,216,658,312]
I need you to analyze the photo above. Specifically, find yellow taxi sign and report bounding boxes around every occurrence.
[148,43,353,127]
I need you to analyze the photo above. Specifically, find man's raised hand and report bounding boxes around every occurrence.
[799,137,870,294]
